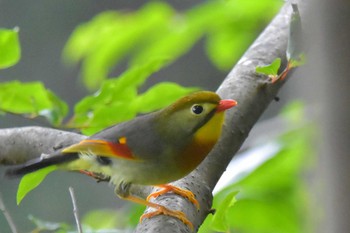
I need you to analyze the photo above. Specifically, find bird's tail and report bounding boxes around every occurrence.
[5,152,79,178]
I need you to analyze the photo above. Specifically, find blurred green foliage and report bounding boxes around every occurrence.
[63,0,281,90]
[199,101,314,233]
[62,0,281,134]
[0,0,281,135]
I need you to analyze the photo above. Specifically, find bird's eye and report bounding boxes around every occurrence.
[191,104,204,115]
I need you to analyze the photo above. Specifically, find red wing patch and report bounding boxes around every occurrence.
[62,138,136,160]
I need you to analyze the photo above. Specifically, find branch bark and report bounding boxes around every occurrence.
[0,1,304,232]
[0,127,84,165]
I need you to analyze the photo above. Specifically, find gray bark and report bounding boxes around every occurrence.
[0,127,84,165]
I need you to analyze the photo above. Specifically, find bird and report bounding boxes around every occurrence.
[6,91,237,230]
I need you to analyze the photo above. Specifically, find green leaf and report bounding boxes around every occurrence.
[256,58,281,76]
[211,191,239,232]
[80,102,137,135]
[39,90,69,126]
[0,81,68,126]
[135,82,198,113]
[0,81,50,113]
[0,28,21,69]
[17,165,57,205]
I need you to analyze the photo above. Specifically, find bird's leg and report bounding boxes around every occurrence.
[115,182,194,231]
[147,184,199,210]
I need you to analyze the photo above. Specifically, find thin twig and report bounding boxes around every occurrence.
[68,187,83,233]
[0,191,18,233]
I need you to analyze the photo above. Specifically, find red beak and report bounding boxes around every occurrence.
[216,99,237,112]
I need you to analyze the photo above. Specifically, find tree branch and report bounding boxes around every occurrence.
[135,2,304,232]
[0,1,304,233]
[0,127,85,165]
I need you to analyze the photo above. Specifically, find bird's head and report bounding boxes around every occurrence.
[156,91,237,142]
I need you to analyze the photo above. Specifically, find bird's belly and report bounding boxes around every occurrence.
[71,154,188,186]
[108,159,185,186]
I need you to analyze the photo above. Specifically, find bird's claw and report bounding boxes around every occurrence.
[79,170,110,183]
[140,205,194,231]
[147,184,200,210]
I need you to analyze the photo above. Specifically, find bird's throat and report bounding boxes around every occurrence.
[178,112,225,173]
[194,111,224,144]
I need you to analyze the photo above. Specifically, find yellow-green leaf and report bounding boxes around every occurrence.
[211,191,239,232]
[256,58,281,76]
[17,165,57,205]
[0,81,68,126]
[0,28,21,69]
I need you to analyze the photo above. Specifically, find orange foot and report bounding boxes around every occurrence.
[140,204,194,231]
[125,195,194,230]
[147,184,200,210]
